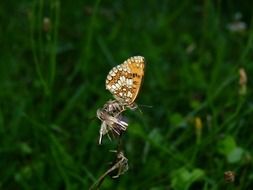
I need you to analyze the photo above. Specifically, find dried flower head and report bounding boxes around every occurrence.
[224,171,235,183]
[89,150,128,189]
[43,17,51,32]
[111,151,129,178]
[97,100,128,144]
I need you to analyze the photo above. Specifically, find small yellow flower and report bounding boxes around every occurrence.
[195,117,202,144]
[238,68,247,95]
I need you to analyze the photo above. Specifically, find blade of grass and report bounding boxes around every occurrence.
[30,0,50,95]
[49,0,60,87]
[68,0,101,82]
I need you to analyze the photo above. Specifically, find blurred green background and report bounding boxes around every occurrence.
[1,0,253,189]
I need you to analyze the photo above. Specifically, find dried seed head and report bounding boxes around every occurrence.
[109,151,129,178]
[224,171,235,183]
[43,17,51,32]
[96,100,128,144]
[112,151,128,178]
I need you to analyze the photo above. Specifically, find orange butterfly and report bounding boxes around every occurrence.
[106,56,145,108]
[97,56,145,144]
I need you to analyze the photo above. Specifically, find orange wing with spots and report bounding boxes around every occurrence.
[105,56,145,105]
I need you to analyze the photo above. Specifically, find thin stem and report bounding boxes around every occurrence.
[49,0,60,87]
[30,0,49,95]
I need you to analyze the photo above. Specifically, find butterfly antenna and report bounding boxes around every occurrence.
[138,104,153,109]
[136,103,153,114]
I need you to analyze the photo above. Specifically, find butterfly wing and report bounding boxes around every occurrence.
[105,56,145,105]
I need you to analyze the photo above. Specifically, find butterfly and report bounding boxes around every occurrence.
[105,56,145,108]
[97,56,145,144]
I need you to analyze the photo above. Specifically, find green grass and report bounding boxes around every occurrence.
[1,0,253,189]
